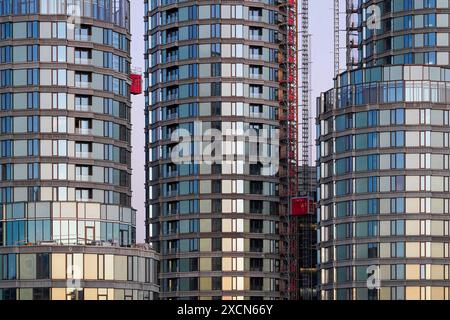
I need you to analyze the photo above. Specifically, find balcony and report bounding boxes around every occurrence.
[249,34,263,41]
[166,74,178,82]
[166,170,178,178]
[250,279,264,291]
[250,224,264,234]
[167,228,178,235]
[166,190,178,197]
[249,54,263,60]
[250,93,263,99]
[75,105,92,112]
[75,128,93,135]
[166,112,178,120]
[76,175,92,182]
[249,15,263,22]
[75,35,91,42]
[250,246,264,253]
[166,54,179,63]
[166,36,178,44]
[166,94,178,101]
[249,73,263,80]
[167,247,179,254]
[166,16,178,24]
[75,58,92,65]
[75,82,92,89]
[76,152,93,159]
[250,265,263,272]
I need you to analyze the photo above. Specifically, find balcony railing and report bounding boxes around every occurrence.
[166,54,179,63]
[250,93,263,99]
[166,94,178,101]
[166,170,178,178]
[250,73,263,79]
[75,82,92,89]
[166,16,178,24]
[76,175,92,182]
[166,74,178,82]
[76,152,93,159]
[75,128,93,135]
[75,35,91,42]
[166,113,178,120]
[166,190,178,197]
[249,54,263,60]
[249,34,263,41]
[75,105,92,112]
[249,15,263,22]
[75,58,92,65]
[166,36,178,43]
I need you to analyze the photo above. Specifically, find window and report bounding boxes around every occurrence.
[212,238,221,251]
[76,188,93,201]
[391,153,405,169]
[52,45,66,62]
[75,72,91,88]
[27,163,39,179]
[75,118,92,134]
[33,288,50,300]
[75,95,91,111]
[211,43,221,57]
[27,68,39,85]
[391,131,405,147]
[51,69,66,86]
[36,253,49,279]
[74,25,91,41]
[391,109,404,124]
[391,220,405,236]
[391,242,405,258]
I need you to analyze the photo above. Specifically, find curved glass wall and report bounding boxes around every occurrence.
[0,0,159,300]
[318,65,450,300]
[0,246,159,300]
[145,0,282,300]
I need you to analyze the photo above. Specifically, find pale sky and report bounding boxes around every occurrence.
[130,1,338,242]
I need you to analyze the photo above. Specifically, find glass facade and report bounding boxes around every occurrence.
[0,246,158,300]
[318,0,450,300]
[145,0,283,300]
[0,0,159,300]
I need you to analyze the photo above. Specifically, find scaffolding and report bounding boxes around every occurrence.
[278,0,299,299]
[334,0,340,77]
[346,0,362,70]
[278,0,315,300]
[297,0,316,301]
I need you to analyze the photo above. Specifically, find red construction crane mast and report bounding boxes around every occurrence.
[279,0,312,300]
[278,0,299,299]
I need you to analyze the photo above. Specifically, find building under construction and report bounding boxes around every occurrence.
[278,0,316,300]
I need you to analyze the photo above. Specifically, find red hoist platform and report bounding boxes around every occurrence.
[130,68,142,95]
[279,0,300,300]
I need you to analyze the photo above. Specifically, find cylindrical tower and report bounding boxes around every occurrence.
[0,0,158,300]
[318,0,450,300]
[145,0,283,299]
